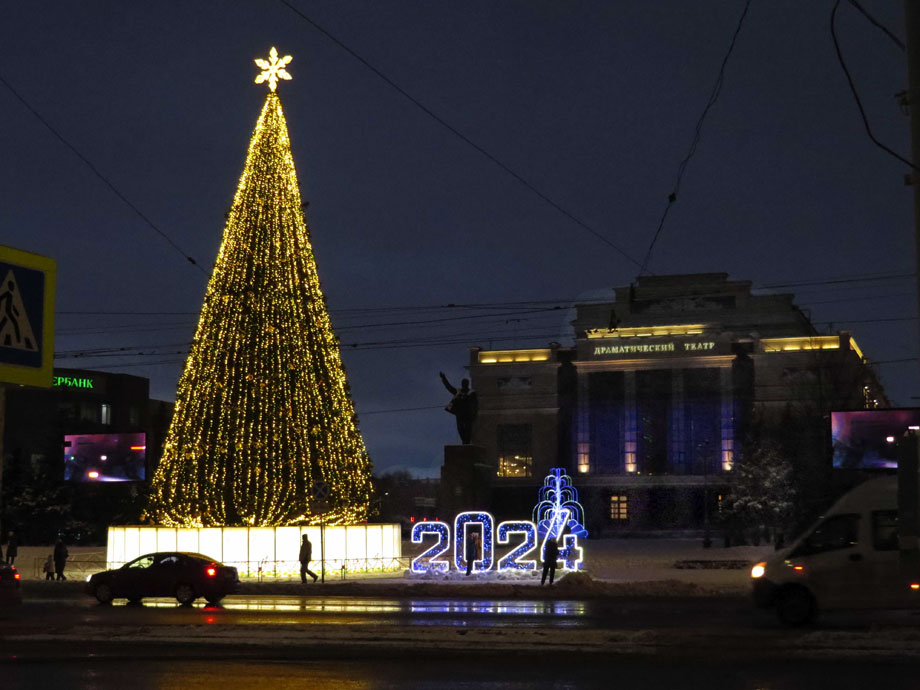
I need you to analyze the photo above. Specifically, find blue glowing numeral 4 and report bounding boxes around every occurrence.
[559,534,583,571]
[454,512,494,573]
[410,521,451,574]
[496,521,537,570]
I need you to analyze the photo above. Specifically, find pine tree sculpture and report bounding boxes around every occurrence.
[147,48,372,527]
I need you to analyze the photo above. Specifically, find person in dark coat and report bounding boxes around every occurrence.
[465,532,480,576]
[5,531,17,565]
[541,537,560,586]
[440,372,478,444]
[53,538,69,581]
[299,534,318,583]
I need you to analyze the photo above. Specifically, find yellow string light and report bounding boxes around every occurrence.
[146,86,373,527]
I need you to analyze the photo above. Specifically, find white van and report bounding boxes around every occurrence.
[751,475,915,625]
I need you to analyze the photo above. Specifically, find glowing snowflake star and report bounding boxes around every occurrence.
[254,47,292,92]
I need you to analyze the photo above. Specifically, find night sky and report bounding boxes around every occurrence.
[2,2,916,477]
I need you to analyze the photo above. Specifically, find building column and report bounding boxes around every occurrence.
[576,368,591,474]
[670,369,685,473]
[720,367,734,471]
[624,370,637,473]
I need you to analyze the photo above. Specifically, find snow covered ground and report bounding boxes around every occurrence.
[13,538,774,596]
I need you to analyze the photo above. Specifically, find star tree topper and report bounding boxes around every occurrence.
[255,47,292,92]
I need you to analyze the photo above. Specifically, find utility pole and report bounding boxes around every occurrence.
[907,1,920,357]
[903,1,920,580]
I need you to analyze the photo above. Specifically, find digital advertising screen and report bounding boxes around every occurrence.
[831,409,920,470]
[63,432,146,482]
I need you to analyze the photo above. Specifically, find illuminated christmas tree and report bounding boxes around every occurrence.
[147,48,372,527]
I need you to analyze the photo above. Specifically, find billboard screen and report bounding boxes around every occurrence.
[64,433,146,482]
[831,409,920,470]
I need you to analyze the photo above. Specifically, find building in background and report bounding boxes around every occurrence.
[466,273,888,534]
[1,368,173,542]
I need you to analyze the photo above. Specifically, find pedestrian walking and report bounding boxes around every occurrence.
[53,538,69,581]
[43,555,55,580]
[465,532,480,576]
[5,531,17,565]
[541,537,559,586]
[299,534,318,583]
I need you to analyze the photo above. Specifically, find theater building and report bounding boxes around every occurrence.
[465,274,887,534]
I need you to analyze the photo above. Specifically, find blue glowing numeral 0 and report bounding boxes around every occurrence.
[496,521,537,570]
[454,512,494,573]
[410,521,451,573]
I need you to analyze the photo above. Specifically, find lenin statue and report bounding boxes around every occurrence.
[440,371,478,444]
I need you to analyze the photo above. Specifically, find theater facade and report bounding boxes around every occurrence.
[465,274,888,534]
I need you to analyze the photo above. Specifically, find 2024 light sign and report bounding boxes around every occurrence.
[410,468,588,574]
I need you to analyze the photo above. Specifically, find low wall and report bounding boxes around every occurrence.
[106,524,402,577]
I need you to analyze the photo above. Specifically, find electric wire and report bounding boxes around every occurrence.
[641,0,754,272]
[830,0,920,173]
[277,0,645,271]
[0,72,208,276]
[845,0,905,51]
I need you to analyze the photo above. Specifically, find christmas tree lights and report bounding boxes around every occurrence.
[147,48,372,527]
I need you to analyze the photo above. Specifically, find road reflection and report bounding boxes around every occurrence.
[105,596,589,627]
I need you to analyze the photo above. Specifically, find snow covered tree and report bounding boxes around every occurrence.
[725,439,795,544]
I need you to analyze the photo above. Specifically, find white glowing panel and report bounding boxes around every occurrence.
[176,528,199,553]
[346,525,367,563]
[199,528,223,562]
[249,528,275,573]
[138,527,157,557]
[109,527,123,565]
[223,528,249,570]
[106,524,402,575]
[123,527,139,563]
[366,525,383,560]
[156,527,177,553]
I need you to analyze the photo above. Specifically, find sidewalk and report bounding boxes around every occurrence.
[15,538,773,598]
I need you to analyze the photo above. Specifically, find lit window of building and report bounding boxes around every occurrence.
[497,424,532,478]
[609,495,628,521]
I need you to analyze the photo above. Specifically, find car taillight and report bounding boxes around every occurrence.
[206,567,216,577]
[13,573,20,580]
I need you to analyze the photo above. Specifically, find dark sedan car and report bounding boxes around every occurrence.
[86,552,240,605]
[0,562,22,604]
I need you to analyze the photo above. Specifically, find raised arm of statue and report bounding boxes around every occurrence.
[439,371,457,395]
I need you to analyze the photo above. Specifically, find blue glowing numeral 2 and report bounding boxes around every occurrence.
[496,521,537,570]
[410,521,451,573]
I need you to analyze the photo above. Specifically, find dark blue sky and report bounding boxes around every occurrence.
[2,1,916,477]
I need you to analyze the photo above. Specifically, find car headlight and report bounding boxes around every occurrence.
[751,562,766,579]
[85,574,93,583]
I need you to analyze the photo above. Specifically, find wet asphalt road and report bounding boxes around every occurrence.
[5,594,920,687]
[5,593,760,630]
[5,655,920,690]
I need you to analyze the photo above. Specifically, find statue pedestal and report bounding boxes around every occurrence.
[439,445,495,516]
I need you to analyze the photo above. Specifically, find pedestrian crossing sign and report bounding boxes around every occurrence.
[0,245,56,387]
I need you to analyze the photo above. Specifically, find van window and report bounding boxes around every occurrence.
[872,511,898,551]
[797,514,859,555]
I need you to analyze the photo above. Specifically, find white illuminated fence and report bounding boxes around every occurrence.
[107,524,402,577]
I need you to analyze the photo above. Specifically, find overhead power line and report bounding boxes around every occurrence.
[641,0,754,272]
[0,72,208,276]
[277,0,645,271]
[830,0,920,173]
[845,0,905,51]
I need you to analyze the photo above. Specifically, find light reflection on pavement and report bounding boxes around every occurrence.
[96,596,591,627]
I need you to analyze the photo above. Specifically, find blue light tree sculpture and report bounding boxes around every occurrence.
[533,468,588,569]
